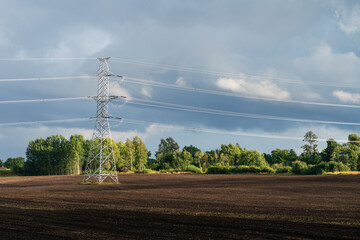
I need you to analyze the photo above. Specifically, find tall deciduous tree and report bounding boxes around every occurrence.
[117,140,127,169]
[183,145,201,158]
[125,138,135,171]
[321,139,340,162]
[240,149,268,167]
[302,131,318,155]
[67,135,85,175]
[219,143,241,166]
[133,136,148,172]
[348,133,360,147]
[156,137,179,157]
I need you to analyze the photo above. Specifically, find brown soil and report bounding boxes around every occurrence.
[0,174,359,239]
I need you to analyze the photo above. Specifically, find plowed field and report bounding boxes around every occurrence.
[0,174,359,239]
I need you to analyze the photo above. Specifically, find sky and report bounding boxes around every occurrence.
[1,0,360,160]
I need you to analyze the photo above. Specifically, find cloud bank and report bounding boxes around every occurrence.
[333,90,360,104]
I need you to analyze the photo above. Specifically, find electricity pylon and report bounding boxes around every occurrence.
[83,57,119,183]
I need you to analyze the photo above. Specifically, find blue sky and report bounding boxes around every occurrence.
[1,0,360,160]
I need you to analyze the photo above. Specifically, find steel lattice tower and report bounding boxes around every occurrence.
[83,57,119,183]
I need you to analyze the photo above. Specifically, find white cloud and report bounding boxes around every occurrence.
[216,77,290,100]
[334,5,360,34]
[109,81,131,98]
[175,77,187,87]
[141,87,152,98]
[333,90,360,104]
[294,44,360,85]
[46,27,111,58]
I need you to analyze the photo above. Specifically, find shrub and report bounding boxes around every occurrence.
[248,165,261,173]
[134,168,151,174]
[5,157,25,174]
[206,166,235,174]
[185,165,202,173]
[271,163,284,170]
[237,165,251,173]
[120,166,129,172]
[261,166,275,174]
[327,161,349,172]
[276,166,292,174]
[302,164,325,175]
[292,161,307,174]
[207,165,274,174]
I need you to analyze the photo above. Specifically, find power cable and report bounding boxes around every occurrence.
[1,94,357,126]
[115,76,360,109]
[0,97,90,104]
[0,57,97,61]
[0,118,90,126]
[113,97,360,126]
[0,75,95,83]
[0,117,357,143]
[117,118,359,143]
[111,57,360,88]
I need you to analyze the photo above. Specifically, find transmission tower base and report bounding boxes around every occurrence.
[83,173,119,184]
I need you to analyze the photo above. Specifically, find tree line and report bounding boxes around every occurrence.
[2,131,360,175]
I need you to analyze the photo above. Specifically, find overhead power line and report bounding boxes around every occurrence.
[0,96,90,104]
[0,74,356,108]
[116,76,360,109]
[0,56,357,87]
[0,75,95,83]
[0,57,97,61]
[0,118,90,127]
[0,117,357,143]
[0,94,357,126]
[118,118,359,143]
[113,97,360,126]
[111,57,360,88]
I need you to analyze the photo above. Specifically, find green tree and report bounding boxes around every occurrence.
[219,153,230,166]
[183,145,201,158]
[268,148,297,166]
[0,159,3,167]
[45,135,69,175]
[156,137,179,157]
[117,140,127,169]
[327,134,360,170]
[302,131,318,155]
[155,137,181,170]
[25,135,87,175]
[5,157,25,174]
[299,152,321,165]
[192,150,202,167]
[200,152,210,172]
[175,150,192,170]
[348,133,360,147]
[219,143,241,166]
[343,145,359,171]
[321,139,340,162]
[133,136,148,172]
[125,138,135,171]
[67,135,85,175]
[240,149,268,167]
[206,150,220,166]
